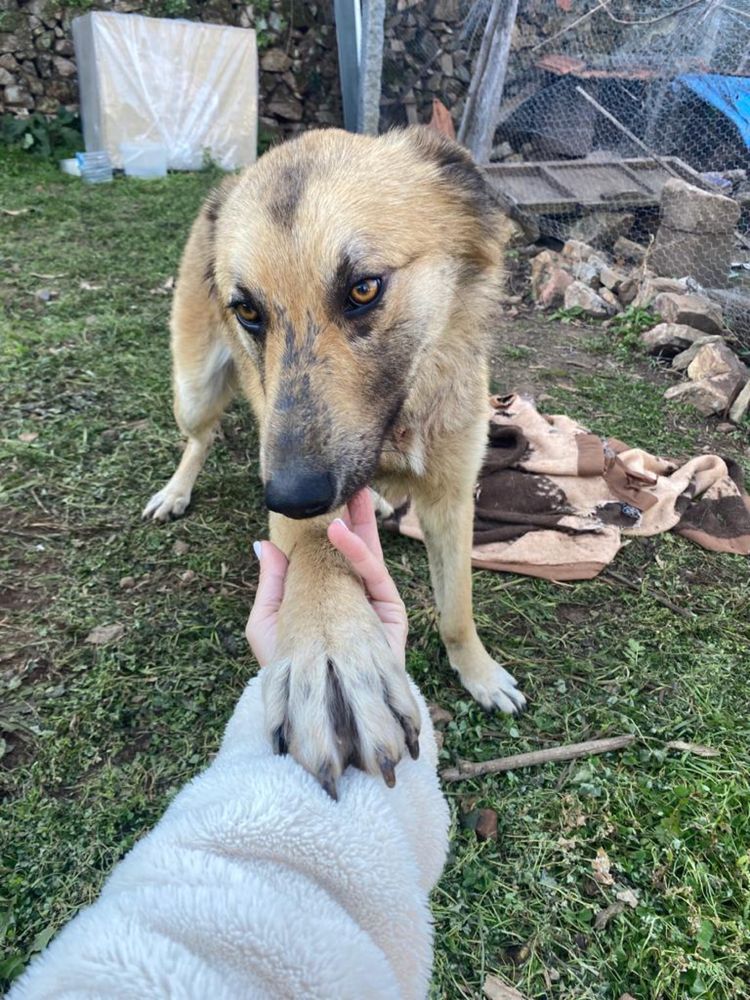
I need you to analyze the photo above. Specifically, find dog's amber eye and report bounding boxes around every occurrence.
[347,277,382,309]
[235,302,260,328]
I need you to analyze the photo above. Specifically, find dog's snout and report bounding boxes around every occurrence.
[265,466,336,519]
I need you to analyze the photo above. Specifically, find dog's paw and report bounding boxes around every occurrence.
[452,646,526,715]
[262,610,421,798]
[142,485,192,522]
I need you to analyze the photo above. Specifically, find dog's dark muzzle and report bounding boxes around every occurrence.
[265,464,336,519]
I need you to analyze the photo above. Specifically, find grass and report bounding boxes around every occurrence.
[2,149,750,998]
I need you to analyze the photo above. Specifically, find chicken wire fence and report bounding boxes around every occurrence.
[376,0,750,334]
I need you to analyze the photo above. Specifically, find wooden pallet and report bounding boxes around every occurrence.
[485,156,707,216]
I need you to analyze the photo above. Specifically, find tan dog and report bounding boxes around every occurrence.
[144,127,526,795]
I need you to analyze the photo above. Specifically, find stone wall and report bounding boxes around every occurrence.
[0,0,574,139]
[0,0,342,137]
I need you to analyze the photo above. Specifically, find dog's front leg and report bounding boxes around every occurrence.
[261,512,421,797]
[414,462,527,716]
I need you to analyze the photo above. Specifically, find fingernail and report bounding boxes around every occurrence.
[253,541,262,561]
[332,517,347,529]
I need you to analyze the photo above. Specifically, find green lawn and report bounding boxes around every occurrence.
[1,150,749,999]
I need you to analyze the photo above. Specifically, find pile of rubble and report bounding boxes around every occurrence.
[529,180,750,426]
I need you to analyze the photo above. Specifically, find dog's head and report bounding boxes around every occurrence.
[208,127,506,518]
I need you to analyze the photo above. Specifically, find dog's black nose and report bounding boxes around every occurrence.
[265,467,336,519]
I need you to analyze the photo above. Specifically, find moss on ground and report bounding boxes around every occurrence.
[1,149,749,998]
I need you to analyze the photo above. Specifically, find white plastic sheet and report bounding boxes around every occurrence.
[72,12,257,171]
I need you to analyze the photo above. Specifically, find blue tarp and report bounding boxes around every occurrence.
[676,74,750,149]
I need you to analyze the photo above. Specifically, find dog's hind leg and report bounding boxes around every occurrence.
[414,431,526,715]
[143,293,235,521]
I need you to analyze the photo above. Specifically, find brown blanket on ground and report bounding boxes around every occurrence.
[386,394,750,581]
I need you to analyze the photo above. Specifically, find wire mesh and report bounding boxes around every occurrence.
[378,0,750,335]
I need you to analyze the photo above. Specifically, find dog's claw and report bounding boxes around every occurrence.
[378,754,397,788]
[398,714,421,760]
[272,726,288,756]
[317,764,339,801]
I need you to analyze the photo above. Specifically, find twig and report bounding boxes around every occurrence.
[601,0,706,25]
[440,734,635,782]
[601,569,695,620]
[531,1,608,52]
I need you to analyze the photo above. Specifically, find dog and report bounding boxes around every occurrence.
[143,126,526,795]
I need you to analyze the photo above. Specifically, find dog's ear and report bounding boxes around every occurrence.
[201,175,239,298]
[403,125,498,221]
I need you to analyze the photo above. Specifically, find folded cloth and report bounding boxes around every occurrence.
[386,394,750,581]
[9,677,449,1000]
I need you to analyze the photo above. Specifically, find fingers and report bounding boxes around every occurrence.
[346,488,383,560]
[246,540,289,668]
[327,518,402,608]
[252,540,289,613]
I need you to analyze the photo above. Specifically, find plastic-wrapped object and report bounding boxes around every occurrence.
[76,150,113,183]
[72,12,257,172]
[120,143,168,179]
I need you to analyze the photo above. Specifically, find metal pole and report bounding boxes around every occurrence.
[334,0,362,132]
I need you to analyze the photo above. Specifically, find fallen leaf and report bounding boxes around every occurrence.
[666,740,720,758]
[428,704,453,727]
[475,808,498,842]
[85,623,125,645]
[173,540,190,556]
[616,887,640,908]
[594,900,626,930]
[483,975,529,1000]
[18,431,39,442]
[79,280,103,291]
[1,207,30,216]
[592,846,615,885]
[30,272,65,279]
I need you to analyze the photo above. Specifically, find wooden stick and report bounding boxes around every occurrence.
[601,569,696,620]
[440,734,636,783]
[574,86,691,184]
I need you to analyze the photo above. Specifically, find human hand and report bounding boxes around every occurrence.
[246,488,408,669]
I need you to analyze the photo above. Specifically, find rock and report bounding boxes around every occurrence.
[85,622,125,645]
[671,335,725,371]
[660,177,741,232]
[633,276,689,309]
[530,249,561,297]
[600,287,619,310]
[119,576,136,589]
[173,539,190,556]
[490,141,513,162]
[52,55,76,77]
[717,421,735,433]
[538,268,573,308]
[4,84,33,107]
[567,210,634,251]
[564,281,613,317]
[266,96,303,121]
[729,380,750,424]
[260,48,292,72]
[664,371,746,416]
[686,341,747,381]
[571,260,600,288]
[599,265,628,291]
[54,38,74,56]
[0,66,13,86]
[617,275,639,307]
[561,239,595,262]
[614,236,647,263]
[179,569,197,586]
[640,323,709,358]
[34,288,59,302]
[475,808,498,842]
[651,293,724,335]
[651,179,740,287]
